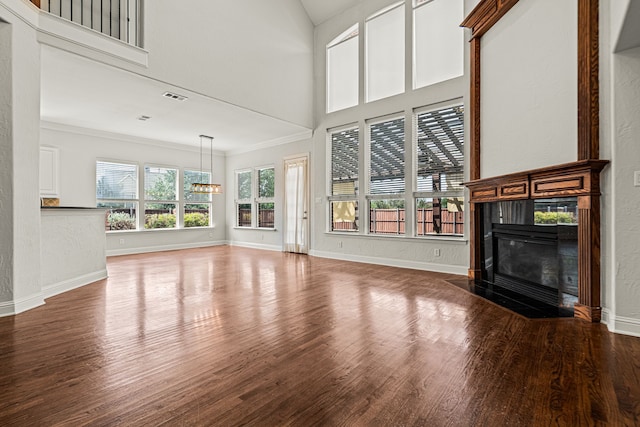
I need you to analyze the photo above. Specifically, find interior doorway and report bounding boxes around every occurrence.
[283,155,309,254]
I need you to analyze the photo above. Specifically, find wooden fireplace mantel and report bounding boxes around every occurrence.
[462,0,604,322]
[465,160,609,203]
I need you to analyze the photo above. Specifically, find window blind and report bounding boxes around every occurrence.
[369,117,405,195]
[331,127,359,196]
[416,105,464,195]
[96,161,138,200]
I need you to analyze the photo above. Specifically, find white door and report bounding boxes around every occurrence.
[283,156,309,254]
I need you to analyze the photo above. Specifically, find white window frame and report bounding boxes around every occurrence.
[143,164,179,230]
[183,169,213,228]
[235,169,254,228]
[366,114,407,235]
[255,166,276,229]
[413,100,465,236]
[328,124,361,233]
[96,159,139,232]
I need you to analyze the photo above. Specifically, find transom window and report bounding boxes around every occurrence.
[327,24,359,113]
[413,0,464,89]
[366,2,405,102]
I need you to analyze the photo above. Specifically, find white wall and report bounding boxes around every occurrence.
[307,0,473,275]
[480,0,577,178]
[40,125,227,256]
[226,139,312,251]
[142,0,314,129]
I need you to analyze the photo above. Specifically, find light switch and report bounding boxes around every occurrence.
[635,171,640,187]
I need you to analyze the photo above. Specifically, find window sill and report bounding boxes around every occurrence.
[324,231,467,243]
[106,226,215,234]
[233,227,278,231]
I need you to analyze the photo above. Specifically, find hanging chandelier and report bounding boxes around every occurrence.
[190,134,223,194]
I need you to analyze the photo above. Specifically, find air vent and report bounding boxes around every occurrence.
[138,115,152,121]
[162,91,188,101]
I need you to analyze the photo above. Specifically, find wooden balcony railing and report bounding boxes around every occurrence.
[30,0,141,47]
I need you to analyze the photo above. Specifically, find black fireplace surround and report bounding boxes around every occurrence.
[477,198,579,318]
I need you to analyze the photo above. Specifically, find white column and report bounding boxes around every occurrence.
[0,8,44,315]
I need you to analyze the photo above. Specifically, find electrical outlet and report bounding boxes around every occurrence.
[209,232,214,238]
[119,238,125,245]
[434,248,441,257]
[338,241,343,248]
[634,171,640,187]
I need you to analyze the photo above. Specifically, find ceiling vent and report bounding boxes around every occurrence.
[137,115,152,121]
[162,91,188,101]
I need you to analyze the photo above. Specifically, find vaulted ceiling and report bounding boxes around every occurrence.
[299,0,362,26]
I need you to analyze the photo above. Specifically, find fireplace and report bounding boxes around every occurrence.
[478,198,579,317]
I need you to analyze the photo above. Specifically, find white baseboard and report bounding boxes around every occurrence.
[0,292,46,317]
[42,269,108,299]
[309,250,468,276]
[603,310,640,338]
[228,241,282,252]
[107,241,227,257]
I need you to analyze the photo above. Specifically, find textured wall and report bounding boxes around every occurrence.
[40,125,227,255]
[611,46,640,332]
[0,4,43,314]
[225,138,312,251]
[0,21,13,304]
[307,0,471,274]
[40,209,106,291]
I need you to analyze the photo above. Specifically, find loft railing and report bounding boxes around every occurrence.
[30,0,142,47]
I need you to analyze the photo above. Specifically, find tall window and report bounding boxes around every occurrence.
[329,127,359,232]
[96,161,138,231]
[368,116,406,234]
[415,104,464,235]
[236,170,253,227]
[327,24,359,113]
[366,2,405,102]
[257,167,275,228]
[184,170,211,228]
[144,166,178,229]
[413,0,464,89]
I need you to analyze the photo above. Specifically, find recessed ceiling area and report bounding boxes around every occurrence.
[40,46,311,152]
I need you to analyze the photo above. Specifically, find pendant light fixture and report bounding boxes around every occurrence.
[190,134,223,194]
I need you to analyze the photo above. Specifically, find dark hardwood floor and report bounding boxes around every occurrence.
[0,246,638,426]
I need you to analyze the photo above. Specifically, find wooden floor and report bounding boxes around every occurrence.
[0,246,639,426]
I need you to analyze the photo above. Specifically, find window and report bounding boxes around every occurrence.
[257,167,275,228]
[329,127,359,232]
[236,170,253,227]
[413,0,464,89]
[366,2,405,102]
[415,104,464,235]
[327,24,359,113]
[96,161,138,231]
[184,170,211,228]
[235,167,276,228]
[144,166,178,229]
[368,116,406,234]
